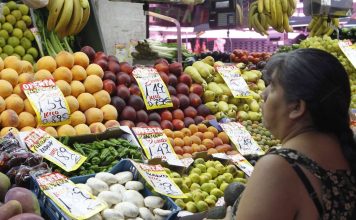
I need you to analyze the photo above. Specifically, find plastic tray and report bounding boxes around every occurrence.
[31,159,180,220]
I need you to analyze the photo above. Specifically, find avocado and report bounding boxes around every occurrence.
[224,182,245,207]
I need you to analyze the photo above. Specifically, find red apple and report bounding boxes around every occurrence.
[103,79,116,95]
[168,74,178,86]
[171,95,180,110]
[178,73,192,86]
[116,72,131,86]
[189,84,204,97]
[108,60,121,74]
[172,119,184,130]
[169,62,183,76]
[103,71,117,82]
[108,55,119,63]
[159,72,169,85]
[95,51,108,61]
[129,84,141,96]
[184,106,197,118]
[81,46,96,62]
[161,120,173,130]
[116,85,130,100]
[155,63,169,74]
[95,59,108,71]
[120,62,133,74]
[176,83,189,95]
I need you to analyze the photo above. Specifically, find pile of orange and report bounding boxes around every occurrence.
[163,123,238,158]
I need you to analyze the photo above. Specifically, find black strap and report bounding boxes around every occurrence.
[292,163,324,217]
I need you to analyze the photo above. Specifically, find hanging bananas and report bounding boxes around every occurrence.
[248,0,296,36]
[307,16,339,37]
[47,0,90,37]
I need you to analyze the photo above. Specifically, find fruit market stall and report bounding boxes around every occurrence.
[0,0,355,219]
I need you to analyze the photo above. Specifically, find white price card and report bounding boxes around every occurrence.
[227,153,254,177]
[35,172,107,219]
[217,65,251,98]
[212,153,229,160]
[180,157,194,168]
[132,161,186,198]
[132,127,183,166]
[22,128,86,172]
[339,40,356,69]
[21,79,70,126]
[220,122,264,156]
[132,67,173,110]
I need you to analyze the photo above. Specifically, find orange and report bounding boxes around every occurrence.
[218,132,230,144]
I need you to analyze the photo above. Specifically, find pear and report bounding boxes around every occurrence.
[210,188,224,198]
[257,79,266,90]
[248,111,261,121]
[175,199,186,209]
[192,190,205,203]
[214,74,225,83]
[220,182,229,191]
[203,90,216,102]
[215,111,227,120]
[237,111,249,121]
[186,201,198,213]
[249,100,260,112]
[208,82,223,96]
[217,101,229,113]
[219,83,232,96]
[196,200,209,212]
[227,109,237,118]
[202,56,215,66]
[228,97,240,105]
[228,104,238,112]
[205,101,219,114]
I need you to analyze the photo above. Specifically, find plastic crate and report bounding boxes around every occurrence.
[31,159,180,220]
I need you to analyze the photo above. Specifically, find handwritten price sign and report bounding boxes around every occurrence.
[339,40,356,69]
[21,79,70,126]
[36,172,107,219]
[133,162,185,198]
[227,154,254,177]
[133,67,173,110]
[220,122,264,156]
[217,65,251,98]
[23,128,86,172]
[132,127,183,166]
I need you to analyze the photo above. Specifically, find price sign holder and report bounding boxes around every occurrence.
[35,172,107,219]
[220,122,264,156]
[132,161,186,198]
[216,65,251,98]
[21,79,71,126]
[132,67,173,110]
[339,40,356,69]
[22,128,86,172]
[132,127,183,167]
[227,153,254,177]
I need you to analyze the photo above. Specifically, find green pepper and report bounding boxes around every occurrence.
[108,146,119,158]
[91,157,101,165]
[87,150,99,160]
[101,155,114,166]
[91,165,101,172]
[100,148,111,160]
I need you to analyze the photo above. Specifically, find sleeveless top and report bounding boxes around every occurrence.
[267,148,356,220]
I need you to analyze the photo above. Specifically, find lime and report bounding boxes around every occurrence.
[14,45,25,56]
[0,53,8,60]
[2,22,13,33]
[27,47,38,59]
[0,30,9,40]
[24,29,34,41]
[0,38,5,47]
[12,53,21,59]
[15,20,26,31]
[3,45,14,55]
[11,10,22,21]
[20,37,31,49]
[2,6,10,16]
[8,36,19,47]
[22,53,34,64]
[6,14,16,25]
[18,4,29,15]
[12,28,23,39]
[21,15,31,27]
[6,1,18,10]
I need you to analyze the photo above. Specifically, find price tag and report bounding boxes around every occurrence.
[217,65,251,98]
[132,161,186,198]
[35,172,107,219]
[227,153,254,177]
[212,153,229,160]
[132,127,183,166]
[22,129,86,172]
[220,122,264,156]
[180,157,194,168]
[132,67,173,110]
[339,40,356,69]
[21,79,70,126]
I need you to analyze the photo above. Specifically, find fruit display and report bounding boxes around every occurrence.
[0,1,39,63]
[163,123,238,158]
[229,49,270,68]
[307,16,339,37]
[248,0,296,35]
[81,46,216,130]
[0,51,120,137]
[170,158,247,213]
[299,36,356,108]
[57,138,142,176]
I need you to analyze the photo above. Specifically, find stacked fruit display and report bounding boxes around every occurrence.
[163,123,237,158]
[229,49,270,68]
[299,36,356,108]
[170,158,246,213]
[80,46,216,130]
[307,16,339,37]
[0,1,38,63]
[0,51,120,137]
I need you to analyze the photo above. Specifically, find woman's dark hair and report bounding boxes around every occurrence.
[264,48,356,172]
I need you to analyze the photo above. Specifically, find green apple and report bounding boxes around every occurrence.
[214,160,223,166]
[186,201,198,213]
[223,173,234,183]
[196,200,209,212]
[191,167,202,175]
[207,167,219,178]
[236,170,245,178]
[225,164,238,176]
[190,183,201,191]
[215,164,226,175]
[209,179,218,186]
[202,191,209,199]
[220,182,229,191]
[189,173,201,184]
[194,158,205,165]
[206,194,217,202]
[201,182,216,193]
[183,177,192,187]
[210,188,224,198]
[173,178,183,186]
[181,183,190,193]
[202,172,212,181]
[204,198,216,207]
[175,199,186,209]
[233,177,247,184]
[164,168,171,175]
[216,175,226,187]
[183,193,193,203]
[192,191,205,203]
[205,160,215,168]
[195,164,207,173]
[171,171,181,178]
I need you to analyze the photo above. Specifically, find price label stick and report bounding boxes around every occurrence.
[217,65,251,98]
[132,161,186,198]
[22,128,86,172]
[35,172,107,219]
[338,40,356,69]
[21,79,71,126]
[132,67,173,110]
[227,154,254,177]
[220,122,264,156]
[132,127,183,167]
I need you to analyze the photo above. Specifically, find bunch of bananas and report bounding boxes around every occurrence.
[47,0,90,37]
[235,3,243,27]
[248,0,296,36]
[307,16,339,37]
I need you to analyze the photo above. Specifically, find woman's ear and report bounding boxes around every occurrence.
[289,100,306,119]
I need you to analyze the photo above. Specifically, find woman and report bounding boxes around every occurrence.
[207,48,356,220]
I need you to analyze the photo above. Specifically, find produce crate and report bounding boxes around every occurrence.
[31,159,181,220]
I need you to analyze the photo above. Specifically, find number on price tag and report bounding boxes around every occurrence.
[339,40,356,69]
[220,122,264,156]
[21,79,71,126]
[227,154,254,177]
[22,129,86,172]
[132,127,183,166]
[133,161,186,198]
[217,65,251,98]
[133,67,173,110]
[36,172,107,219]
